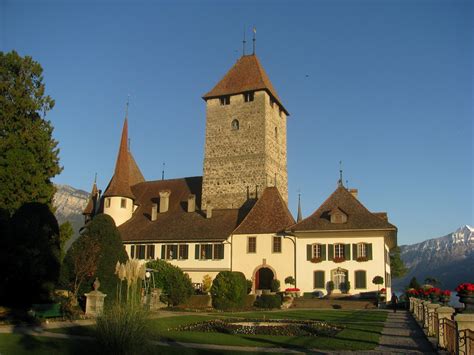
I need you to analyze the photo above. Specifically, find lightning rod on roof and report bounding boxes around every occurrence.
[338,160,344,187]
[252,26,256,55]
[242,27,246,56]
[162,162,165,180]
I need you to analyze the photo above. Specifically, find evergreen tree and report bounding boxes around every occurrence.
[408,277,420,290]
[59,221,74,262]
[390,247,408,278]
[0,51,61,215]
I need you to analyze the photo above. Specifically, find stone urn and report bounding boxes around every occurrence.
[439,295,450,306]
[457,293,474,313]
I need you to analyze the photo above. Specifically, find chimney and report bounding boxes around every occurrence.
[187,194,196,213]
[159,190,171,213]
[151,203,157,221]
[206,201,212,219]
[349,188,358,199]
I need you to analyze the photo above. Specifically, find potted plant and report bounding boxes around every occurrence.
[428,287,441,304]
[455,283,474,313]
[327,281,334,295]
[439,290,451,306]
[284,276,296,287]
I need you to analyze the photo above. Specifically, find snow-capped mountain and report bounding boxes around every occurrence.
[53,184,89,248]
[393,225,474,290]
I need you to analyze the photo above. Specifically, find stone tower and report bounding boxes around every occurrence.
[201,54,289,210]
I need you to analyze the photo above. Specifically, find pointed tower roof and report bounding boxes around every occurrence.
[233,187,295,234]
[83,178,98,215]
[203,54,289,115]
[103,118,144,199]
[288,186,397,232]
[297,194,303,222]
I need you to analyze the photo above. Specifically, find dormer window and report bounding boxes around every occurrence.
[244,91,254,102]
[120,198,127,208]
[219,95,230,105]
[329,208,347,224]
[231,119,239,130]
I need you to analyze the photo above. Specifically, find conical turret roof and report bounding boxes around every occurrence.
[103,118,144,199]
[203,54,289,115]
[83,179,98,215]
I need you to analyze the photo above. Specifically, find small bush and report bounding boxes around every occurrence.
[146,260,193,306]
[246,279,253,294]
[96,302,149,355]
[284,276,295,286]
[211,271,247,310]
[254,294,282,309]
[271,279,281,292]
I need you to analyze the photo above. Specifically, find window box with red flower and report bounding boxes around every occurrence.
[311,257,322,263]
[356,256,368,262]
[333,256,345,263]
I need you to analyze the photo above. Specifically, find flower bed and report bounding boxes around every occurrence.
[174,318,342,337]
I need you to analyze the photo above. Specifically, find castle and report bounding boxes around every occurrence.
[84,53,397,296]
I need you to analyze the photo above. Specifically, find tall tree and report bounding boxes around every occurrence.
[0,51,61,214]
[390,247,408,278]
[59,221,74,262]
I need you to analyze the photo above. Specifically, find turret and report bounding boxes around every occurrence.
[102,117,144,226]
[83,174,100,223]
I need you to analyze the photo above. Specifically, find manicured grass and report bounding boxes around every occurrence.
[51,310,388,351]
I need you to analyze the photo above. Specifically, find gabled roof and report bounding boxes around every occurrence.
[203,54,289,115]
[83,181,98,215]
[233,187,295,234]
[118,177,251,242]
[103,118,145,199]
[288,186,397,232]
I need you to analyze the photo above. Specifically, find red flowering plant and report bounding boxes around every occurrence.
[285,288,300,292]
[455,283,474,295]
[310,257,322,263]
[427,287,441,302]
[333,256,345,263]
[380,288,386,294]
[406,289,419,298]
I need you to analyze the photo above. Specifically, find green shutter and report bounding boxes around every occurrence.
[344,244,351,260]
[321,244,327,260]
[355,271,367,289]
[328,244,334,260]
[367,244,373,260]
[307,244,312,260]
[195,245,200,259]
[161,245,165,259]
[353,244,357,260]
[314,271,325,288]
[184,245,189,259]
[218,244,224,259]
[131,245,135,258]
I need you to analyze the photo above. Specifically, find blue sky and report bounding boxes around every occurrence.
[2,0,472,245]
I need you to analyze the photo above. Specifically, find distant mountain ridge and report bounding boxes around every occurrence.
[393,225,474,290]
[53,184,89,248]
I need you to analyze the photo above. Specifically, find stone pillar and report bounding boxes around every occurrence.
[421,301,430,326]
[436,306,455,349]
[454,313,474,354]
[409,297,415,313]
[85,290,107,317]
[426,303,440,336]
[413,299,420,319]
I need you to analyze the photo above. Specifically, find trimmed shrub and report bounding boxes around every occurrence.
[254,294,282,309]
[271,279,281,292]
[211,271,247,310]
[146,259,193,306]
[246,279,253,294]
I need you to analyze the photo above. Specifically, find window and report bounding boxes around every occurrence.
[272,236,282,253]
[166,245,178,260]
[130,245,135,258]
[244,91,254,102]
[248,237,256,253]
[136,245,146,259]
[120,198,127,208]
[274,127,278,140]
[314,271,325,288]
[179,244,189,260]
[231,119,239,130]
[386,272,391,287]
[335,244,345,258]
[270,97,275,108]
[105,198,111,208]
[146,245,155,259]
[279,108,283,117]
[357,243,367,258]
[355,270,367,289]
[312,244,322,258]
[195,244,223,260]
[219,95,230,105]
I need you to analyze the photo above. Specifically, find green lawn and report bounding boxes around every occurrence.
[51,309,387,351]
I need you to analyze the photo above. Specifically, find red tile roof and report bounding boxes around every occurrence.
[233,187,295,234]
[203,55,289,115]
[103,119,144,199]
[288,186,397,232]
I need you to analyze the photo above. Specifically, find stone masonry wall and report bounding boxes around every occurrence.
[202,91,288,210]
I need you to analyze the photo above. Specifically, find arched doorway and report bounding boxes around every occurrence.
[255,267,274,290]
[331,268,348,292]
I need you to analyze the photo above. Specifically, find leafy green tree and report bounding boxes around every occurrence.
[0,51,61,215]
[372,276,384,291]
[59,221,74,262]
[390,247,408,278]
[211,271,247,310]
[408,277,420,290]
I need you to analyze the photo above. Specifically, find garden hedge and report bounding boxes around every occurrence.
[211,271,247,310]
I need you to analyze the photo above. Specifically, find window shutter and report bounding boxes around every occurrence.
[353,244,357,260]
[328,244,334,260]
[161,245,165,259]
[314,271,325,288]
[344,244,351,259]
[307,244,312,260]
[184,245,189,259]
[131,245,135,258]
[367,243,373,260]
[195,245,200,259]
[219,244,224,259]
[321,244,327,260]
[355,270,367,289]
